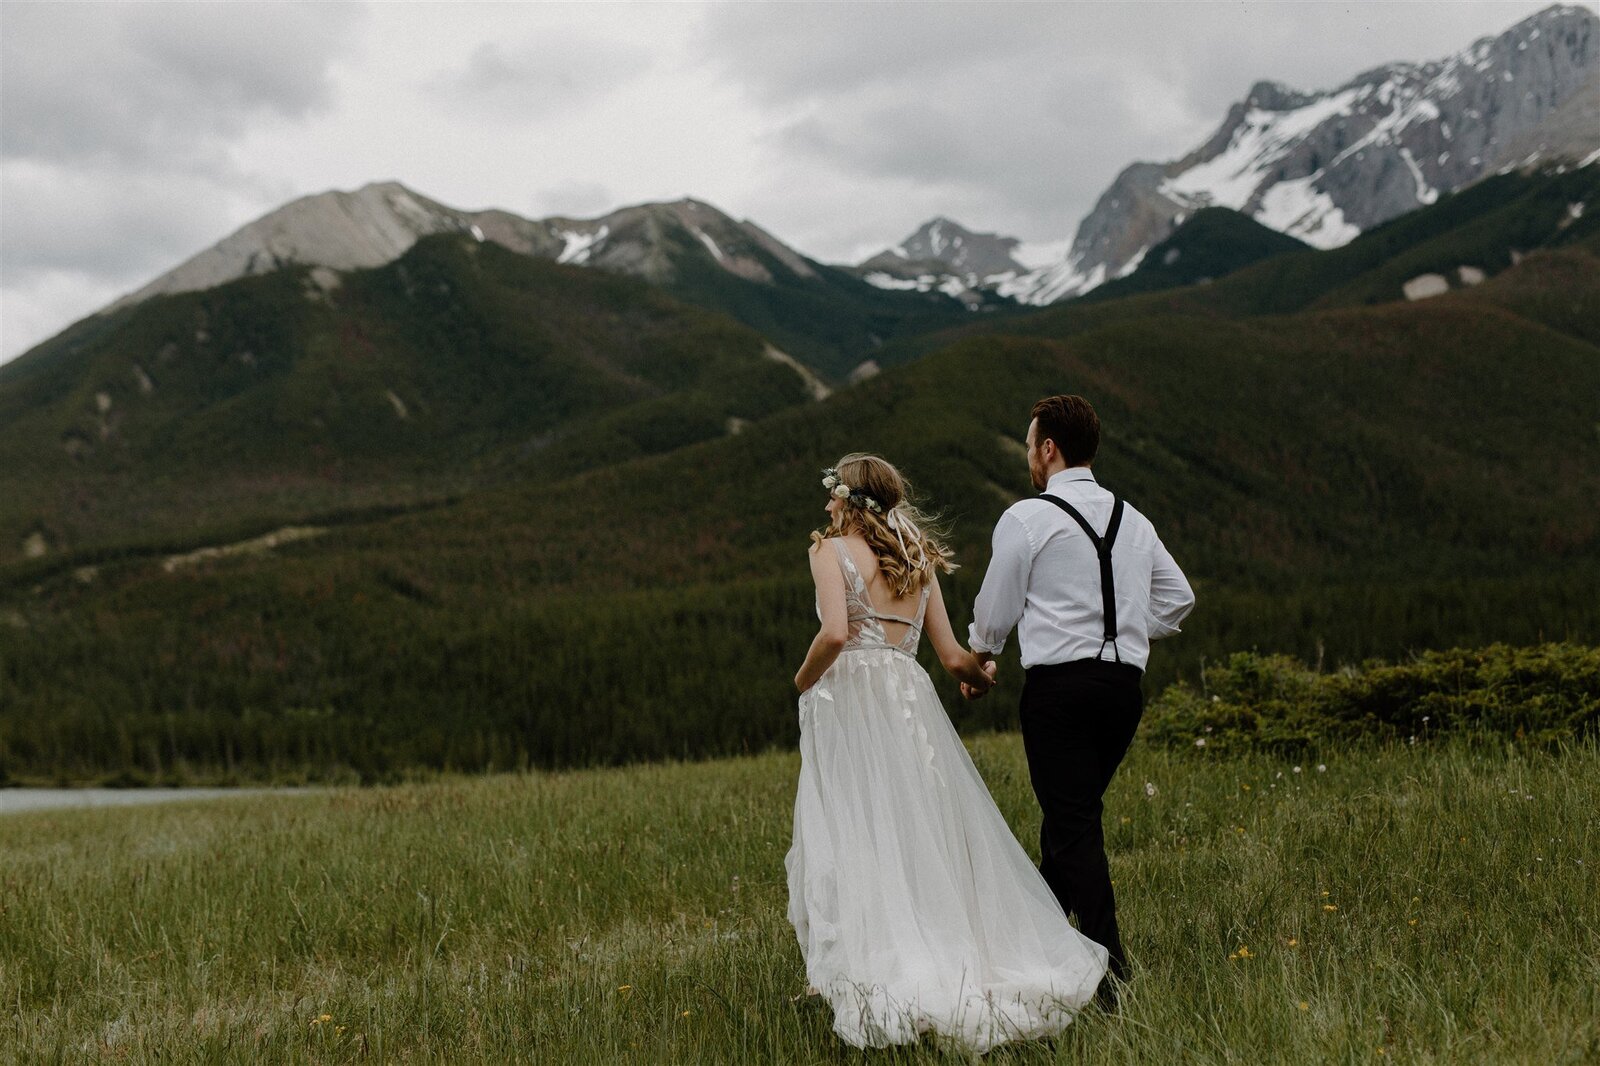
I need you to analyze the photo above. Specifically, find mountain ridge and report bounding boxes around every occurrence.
[1007,3,1600,304]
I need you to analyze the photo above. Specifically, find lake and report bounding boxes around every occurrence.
[0,787,317,815]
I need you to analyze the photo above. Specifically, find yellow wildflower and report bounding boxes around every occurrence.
[1323,904,1338,912]
[1298,1001,1310,1011]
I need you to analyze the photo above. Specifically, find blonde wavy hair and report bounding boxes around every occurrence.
[810,453,957,596]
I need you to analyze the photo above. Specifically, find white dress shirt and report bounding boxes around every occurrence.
[968,468,1194,671]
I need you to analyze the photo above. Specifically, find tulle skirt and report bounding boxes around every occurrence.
[786,647,1108,1053]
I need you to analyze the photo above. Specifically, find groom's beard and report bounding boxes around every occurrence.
[1029,459,1047,491]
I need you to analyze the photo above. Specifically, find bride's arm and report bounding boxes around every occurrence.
[924,574,996,692]
[794,543,849,692]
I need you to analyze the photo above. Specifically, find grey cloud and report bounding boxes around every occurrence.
[696,3,1056,104]
[0,162,243,286]
[0,2,364,167]
[427,33,651,118]
[532,180,621,219]
[701,1,1562,244]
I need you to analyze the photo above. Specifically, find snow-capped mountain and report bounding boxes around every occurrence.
[861,218,1025,278]
[110,182,818,312]
[854,218,1043,307]
[1008,2,1600,305]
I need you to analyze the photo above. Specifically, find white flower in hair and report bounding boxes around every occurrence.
[832,483,851,499]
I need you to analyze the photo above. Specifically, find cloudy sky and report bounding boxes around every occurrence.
[0,0,1575,363]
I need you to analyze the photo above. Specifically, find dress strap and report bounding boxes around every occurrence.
[828,538,867,601]
[831,538,924,626]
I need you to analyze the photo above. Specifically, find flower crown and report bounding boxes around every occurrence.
[821,468,884,514]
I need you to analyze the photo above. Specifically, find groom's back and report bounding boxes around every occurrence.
[985,468,1192,672]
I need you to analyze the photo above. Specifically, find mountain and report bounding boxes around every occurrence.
[853,166,1598,372]
[0,236,821,559]
[110,183,815,307]
[3,169,1598,782]
[92,183,974,383]
[1007,3,1600,304]
[854,218,1028,307]
[1071,207,1310,304]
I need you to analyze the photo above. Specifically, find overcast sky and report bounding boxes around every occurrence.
[0,0,1578,364]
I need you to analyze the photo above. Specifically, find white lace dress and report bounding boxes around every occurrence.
[786,538,1108,1053]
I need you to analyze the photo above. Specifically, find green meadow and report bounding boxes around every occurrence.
[4,731,1596,1064]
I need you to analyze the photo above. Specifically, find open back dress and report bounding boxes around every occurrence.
[785,537,1108,1052]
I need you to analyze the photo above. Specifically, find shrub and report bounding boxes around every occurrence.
[1142,643,1600,753]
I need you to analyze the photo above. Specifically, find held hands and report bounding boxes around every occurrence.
[960,659,999,701]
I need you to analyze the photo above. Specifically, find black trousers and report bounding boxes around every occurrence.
[1018,658,1144,981]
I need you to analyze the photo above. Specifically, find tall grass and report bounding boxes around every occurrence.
[3,734,1596,1063]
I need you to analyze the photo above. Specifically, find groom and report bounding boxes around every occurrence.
[964,394,1194,999]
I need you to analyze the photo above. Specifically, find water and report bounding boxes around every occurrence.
[0,787,316,816]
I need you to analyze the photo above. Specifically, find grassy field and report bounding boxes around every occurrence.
[3,733,1597,1064]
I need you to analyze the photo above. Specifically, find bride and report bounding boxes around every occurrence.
[787,453,1108,1053]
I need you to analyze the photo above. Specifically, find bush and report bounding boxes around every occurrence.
[1142,643,1600,753]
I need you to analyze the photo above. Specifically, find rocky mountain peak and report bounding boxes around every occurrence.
[101,186,821,314]
[858,217,1025,280]
[1004,2,1600,307]
[1243,81,1316,111]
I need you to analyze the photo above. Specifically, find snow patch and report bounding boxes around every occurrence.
[1000,258,1107,305]
[693,228,725,261]
[1402,274,1450,301]
[1164,88,1363,211]
[1013,237,1072,270]
[556,225,609,265]
[1256,178,1361,248]
[1398,148,1439,205]
[863,272,925,292]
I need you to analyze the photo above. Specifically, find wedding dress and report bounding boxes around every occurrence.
[786,538,1108,1052]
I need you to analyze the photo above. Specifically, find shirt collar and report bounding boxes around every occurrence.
[1046,467,1097,492]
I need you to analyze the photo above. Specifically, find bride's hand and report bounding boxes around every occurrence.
[960,660,998,700]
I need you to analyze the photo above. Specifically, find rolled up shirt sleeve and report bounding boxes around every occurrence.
[968,510,1033,655]
[1145,536,1195,640]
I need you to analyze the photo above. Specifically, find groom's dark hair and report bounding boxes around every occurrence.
[1031,394,1100,466]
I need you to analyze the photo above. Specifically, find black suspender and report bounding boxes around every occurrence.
[1038,493,1126,663]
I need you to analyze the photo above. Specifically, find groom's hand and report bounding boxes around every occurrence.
[961,658,999,700]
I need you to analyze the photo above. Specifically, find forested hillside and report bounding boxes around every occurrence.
[1,168,1596,784]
